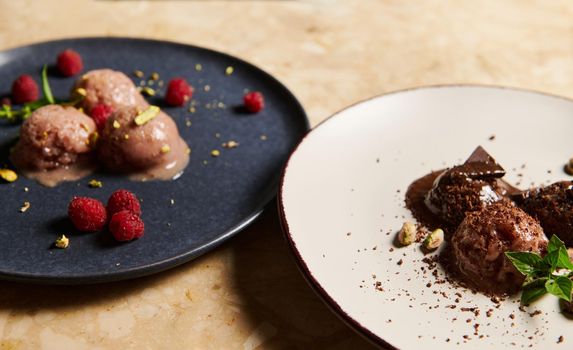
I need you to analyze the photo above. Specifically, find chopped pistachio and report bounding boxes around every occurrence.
[133,70,145,78]
[55,234,69,249]
[124,134,130,140]
[185,118,192,127]
[204,85,211,92]
[151,72,160,81]
[80,123,89,132]
[186,147,192,155]
[88,179,103,188]
[188,106,196,113]
[112,120,121,129]
[211,149,220,157]
[20,201,30,213]
[423,229,444,250]
[87,132,99,147]
[160,144,171,154]
[147,80,155,86]
[141,86,156,96]
[217,102,226,109]
[74,87,87,97]
[223,140,239,149]
[134,106,160,126]
[42,131,49,139]
[225,66,234,75]
[397,222,416,246]
[202,160,208,165]
[0,169,17,183]
[195,63,203,71]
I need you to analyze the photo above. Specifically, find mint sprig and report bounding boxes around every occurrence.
[505,235,573,305]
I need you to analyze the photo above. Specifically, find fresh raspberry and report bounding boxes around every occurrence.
[68,197,107,232]
[11,75,39,104]
[165,78,193,106]
[90,104,114,130]
[56,49,83,77]
[107,189,141,217]
[109,210,145,241]
[243,91,264,113]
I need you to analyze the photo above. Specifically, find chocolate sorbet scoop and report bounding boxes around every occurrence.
[513,181,573,247]
[424,146,514,227]
[451,199,548,295]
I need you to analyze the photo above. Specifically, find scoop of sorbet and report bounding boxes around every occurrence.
[10,105,96,170]
[74,69,148,113]
[97,106,189,180]
[451,199,548,295]
[513,181,573,247]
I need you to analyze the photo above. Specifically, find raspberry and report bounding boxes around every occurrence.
[68,197,107,232]
[243,91,264,113]
[109,210,145,241]
[90,104,114,130]
[165,78,193,106]
[56,49,83,77]
[107,189,141,217]
[11,75,39,104]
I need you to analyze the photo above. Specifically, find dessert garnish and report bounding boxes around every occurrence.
[109,210,144,242]
[422,228,444,250]
[88,179,103,188]
[56,49,83,77]
[107,189,141,216]
[68,197,107,232]
[54,234,70,249]
[0,169,17,183]
[165,78,193,106]
[134,105,160,126]
[397,221,416,246]
[505,235,573,305]
[243,91,264,113]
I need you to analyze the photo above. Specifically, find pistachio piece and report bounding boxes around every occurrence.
[55,235,69,249]
[134,106,160,126]
[0,169,18,183]
[423,229,444,250]
[397,222,416,246]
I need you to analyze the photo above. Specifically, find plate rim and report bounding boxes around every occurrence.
[277,84,573,349]
[0,36,310,285]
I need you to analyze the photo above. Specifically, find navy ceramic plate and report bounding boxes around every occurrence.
[0,37,308,284]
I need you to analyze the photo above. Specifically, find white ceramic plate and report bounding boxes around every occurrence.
[279,86,573,349]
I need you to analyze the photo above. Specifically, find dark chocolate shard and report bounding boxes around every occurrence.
[449,146,505,180]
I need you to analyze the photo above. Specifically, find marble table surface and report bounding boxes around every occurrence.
[1,0,573,349]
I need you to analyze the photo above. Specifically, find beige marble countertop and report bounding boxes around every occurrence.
[2,0,573,349]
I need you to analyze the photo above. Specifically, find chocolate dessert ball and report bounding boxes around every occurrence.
[10,105,96,170]
[74,69,148,113]
[513,181,573,246]
[97,106,189,179]
[451,200,547,295]
[424,146,512,227]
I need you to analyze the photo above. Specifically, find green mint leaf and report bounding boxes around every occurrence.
[556,247,573,270]
[521,278,548,305]
[545,276,572,301]
[505,251,547,276]
[548,235,567,254]
[41,65,55,104]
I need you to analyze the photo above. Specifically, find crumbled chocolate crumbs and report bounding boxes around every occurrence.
[558,336,564,344]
